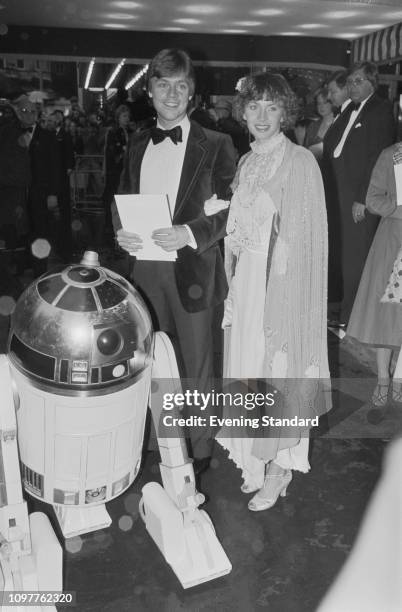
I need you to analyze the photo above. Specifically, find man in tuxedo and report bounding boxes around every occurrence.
[114,49,236,471]
[323,71,350,322]
[50,110,75,262]
[12,97,62,275]
[328,62,395,325]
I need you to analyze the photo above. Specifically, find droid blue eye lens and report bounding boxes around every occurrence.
[97,329,121,355]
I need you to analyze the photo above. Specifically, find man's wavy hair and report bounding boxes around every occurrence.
[233,72,298,131]
[147,48,195,96]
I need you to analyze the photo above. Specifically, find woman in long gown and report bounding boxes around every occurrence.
[207,72,330,511]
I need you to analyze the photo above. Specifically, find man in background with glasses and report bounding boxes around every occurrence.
[329,61,395,327]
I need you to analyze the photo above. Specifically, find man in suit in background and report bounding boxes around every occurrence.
[329,61,395,325]
[50,109,75,262]
[18,97,62,276]
[323,70,350,324]
[114,49,236,472]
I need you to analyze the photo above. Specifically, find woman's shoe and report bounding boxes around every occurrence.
[240,482,260,494]
[371,383,390,407]
[392,381,402,404]
[248,470,292,512]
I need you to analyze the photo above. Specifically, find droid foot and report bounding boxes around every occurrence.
[53,504,112,538]
[140,482,231,588]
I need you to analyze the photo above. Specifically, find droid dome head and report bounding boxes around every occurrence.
[7,251,153,395]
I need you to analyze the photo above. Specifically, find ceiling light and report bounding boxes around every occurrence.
[299,24,327,30]
[324,11,359,19]
[182,4,220,14]
[174,18,202,24]
[279,32,303,36]
[384,11,402,20]
[125,64,149,90]
[102,23,131,28]
[357,24,385,30]
[103,13,138,20]
[253,9,284,17]
[84,58,95,90]
[105,59,126,90]
[112,1,143,8]
[160,26,186,31]
[336,33,359,39]
[222,29,248,34]
[233,21,264,27]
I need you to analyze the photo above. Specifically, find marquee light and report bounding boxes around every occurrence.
[84,58,95,90]
[125,64,149,90]
[105,59,126,90]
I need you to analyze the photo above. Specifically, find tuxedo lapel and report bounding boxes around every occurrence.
[131,132,151,192]
[174,122,207,220]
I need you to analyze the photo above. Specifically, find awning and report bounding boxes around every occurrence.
[352,22,402,64]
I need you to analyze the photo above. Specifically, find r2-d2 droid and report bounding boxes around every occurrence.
[0,251,231,597]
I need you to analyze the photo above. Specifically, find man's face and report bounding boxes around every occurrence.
[149,72,191,129]
[14,99,37,128]
[327,80,349,108]
[347,68,374,103]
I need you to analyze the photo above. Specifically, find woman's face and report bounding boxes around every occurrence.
[119,111,130,127]
[243,98,284,142]
[316,94,332,118]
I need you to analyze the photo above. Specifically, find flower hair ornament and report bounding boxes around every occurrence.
[235,76,248,92]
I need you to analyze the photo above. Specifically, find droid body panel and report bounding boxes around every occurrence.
[0,356,62,611]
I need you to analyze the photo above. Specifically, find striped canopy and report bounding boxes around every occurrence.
[352,22,402,64]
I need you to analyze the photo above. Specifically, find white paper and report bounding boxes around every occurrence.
[394,164,402,207]
[115,194,177,261]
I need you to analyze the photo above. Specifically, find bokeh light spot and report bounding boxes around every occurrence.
[65,536,83,554]
[31,238,51,259]
[118,515,134,531]
[0,296,16,316]
[188,284,203,300]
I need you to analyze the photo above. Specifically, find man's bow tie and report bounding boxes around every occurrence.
[151,125,182,145]
[350,101,361,111]
[22,126,34,133]
[333,107,341,117]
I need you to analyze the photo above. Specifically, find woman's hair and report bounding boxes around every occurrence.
[115,104,130,122]
[314,86,329,102]
[147,48,195,96]
[233,72,298,130]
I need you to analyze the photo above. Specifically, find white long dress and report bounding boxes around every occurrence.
[217,133,326,489]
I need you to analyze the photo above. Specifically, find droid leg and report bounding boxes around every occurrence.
[140,332,231,589]
[0,356,62,611]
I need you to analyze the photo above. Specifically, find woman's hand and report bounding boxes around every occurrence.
[116,229,143,253]
[204,193,230,216]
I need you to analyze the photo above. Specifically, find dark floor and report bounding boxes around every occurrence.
[1,251,401,612]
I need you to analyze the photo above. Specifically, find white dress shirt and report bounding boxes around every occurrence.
[333,94,372,158]
[140,115,196,247]
[141,116,190,215]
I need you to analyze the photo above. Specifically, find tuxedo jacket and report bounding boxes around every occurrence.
[29,125,61,196]
[327,94,395,206]
[114,120,237,313]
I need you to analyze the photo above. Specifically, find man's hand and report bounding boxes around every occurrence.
[352,202,366,223]
[116,228,143,253]
[204,193,230,216]
[152,226,190,252]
